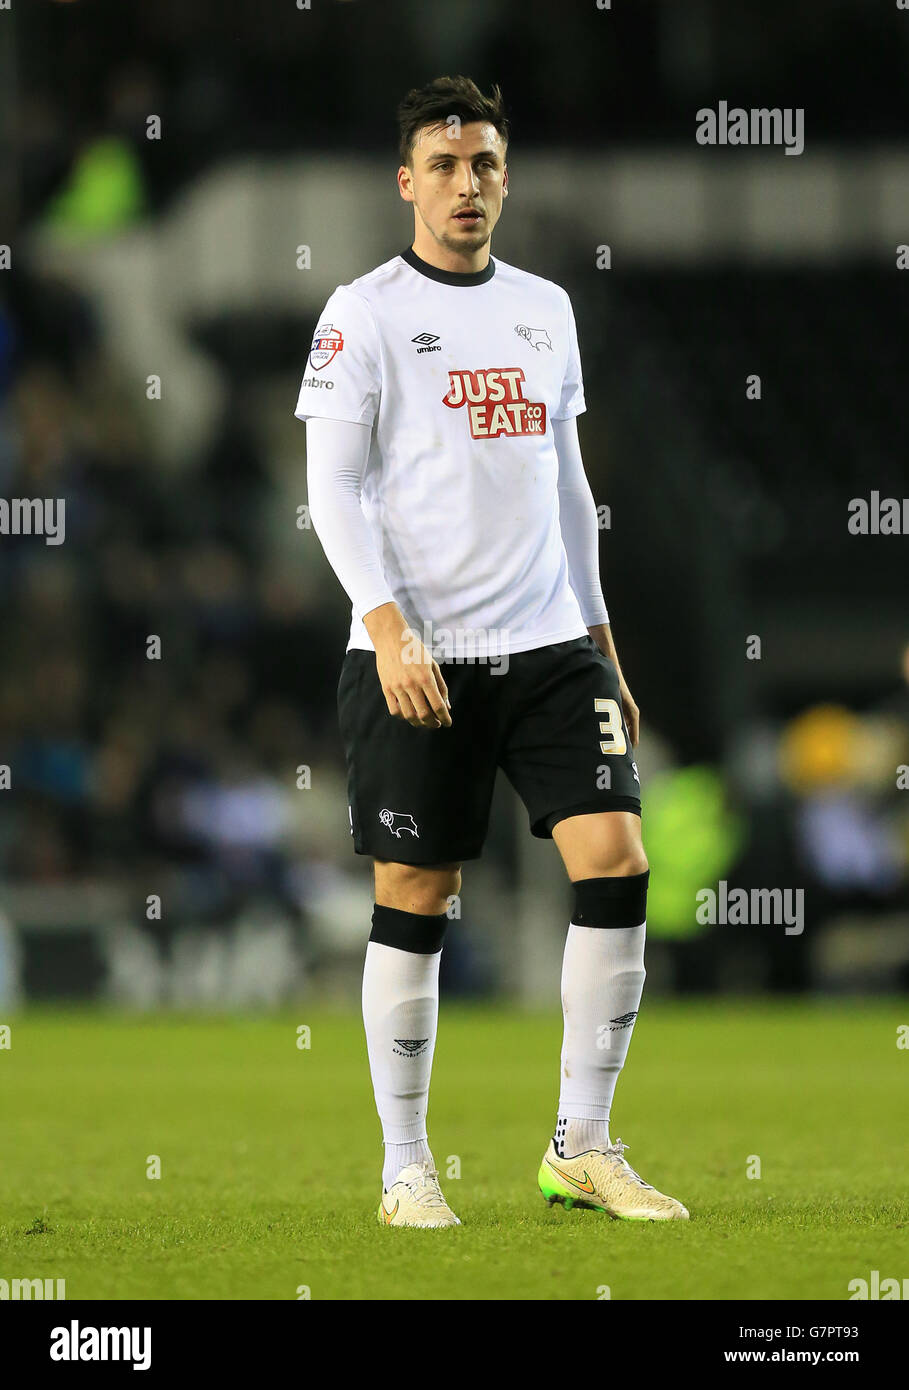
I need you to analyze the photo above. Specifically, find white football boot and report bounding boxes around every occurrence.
[539,1137,689,1221]
[377,1160,462,1228]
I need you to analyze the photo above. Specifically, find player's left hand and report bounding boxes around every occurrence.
[619,678,640,747]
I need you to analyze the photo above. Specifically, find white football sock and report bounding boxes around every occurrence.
[555,921,646,1156]
[362,939,441,1190]
[383,1138,433,1186]
[555,1115,611,1156]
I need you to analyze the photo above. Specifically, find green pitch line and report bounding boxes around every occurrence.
[0,1002,906,1301]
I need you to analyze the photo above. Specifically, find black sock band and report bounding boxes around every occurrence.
[571,870,649,929]
[370,903,448,954]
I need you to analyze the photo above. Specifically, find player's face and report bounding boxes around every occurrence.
[399,121,508,257]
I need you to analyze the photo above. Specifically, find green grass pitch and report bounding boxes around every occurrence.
[0,1002,905,1300]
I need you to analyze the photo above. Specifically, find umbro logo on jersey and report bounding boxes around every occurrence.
[412,332,442,354]
[515,324,553,352]
[393,1038,429,1057]
[309,323,344,370]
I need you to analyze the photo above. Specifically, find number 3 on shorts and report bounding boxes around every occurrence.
[594,697,627,756]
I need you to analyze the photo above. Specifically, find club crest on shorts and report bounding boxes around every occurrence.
[309,323,344,370]
[379,808,420,838]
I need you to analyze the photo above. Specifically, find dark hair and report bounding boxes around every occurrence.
[397,75,509,168]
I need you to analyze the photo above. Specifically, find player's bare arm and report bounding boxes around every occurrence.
[587,622,640,747]
[363,601,452,730]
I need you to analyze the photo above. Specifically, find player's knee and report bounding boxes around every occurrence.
[371,862,459,951]
[607,848,649,877]
[374,860,461,915]
[573,847,649,878]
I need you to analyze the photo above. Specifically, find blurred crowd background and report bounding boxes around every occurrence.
[1,0,908,1007]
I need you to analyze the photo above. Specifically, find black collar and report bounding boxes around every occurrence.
[400,246,496,286]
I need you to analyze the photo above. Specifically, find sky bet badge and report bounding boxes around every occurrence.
[309,323,344,370]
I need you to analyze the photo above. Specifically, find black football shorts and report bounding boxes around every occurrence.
[336,634,642,864]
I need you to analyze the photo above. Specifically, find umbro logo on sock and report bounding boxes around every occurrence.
[609,1012,639,1029]
[393,1038,429,1057]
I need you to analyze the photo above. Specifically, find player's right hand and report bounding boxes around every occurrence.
[376,628,452,730]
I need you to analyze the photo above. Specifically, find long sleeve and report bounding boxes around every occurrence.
[305,416,395,622]
[553,415,609,627]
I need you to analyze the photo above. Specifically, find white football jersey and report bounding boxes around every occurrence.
[295,247,591,659]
